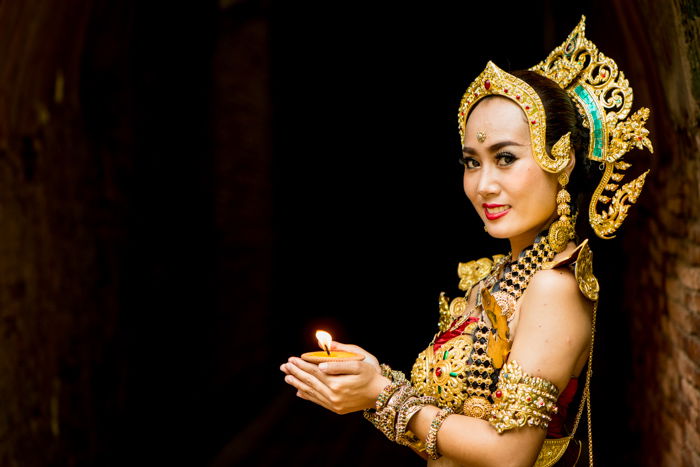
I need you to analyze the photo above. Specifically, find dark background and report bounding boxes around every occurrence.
[93,1,631,465]
[1,0,674,465]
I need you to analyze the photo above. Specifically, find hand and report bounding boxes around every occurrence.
[280,341,389,414]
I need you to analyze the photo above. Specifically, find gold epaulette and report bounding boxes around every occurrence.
[542,240,599,301]
[458,255,506,295]
[437,254,506,333]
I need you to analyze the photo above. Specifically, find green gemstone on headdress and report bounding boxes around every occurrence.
[574,84,604,160]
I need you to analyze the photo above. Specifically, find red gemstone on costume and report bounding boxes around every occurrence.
[484,80,491,90]
[516,95,520,100]
[601,72,606,77]
[525,105,530,110]
[495,390,502,398]
[504,88,508,93]
[526,396,532,402]
[531,120,537,124]
[435,367,443,377]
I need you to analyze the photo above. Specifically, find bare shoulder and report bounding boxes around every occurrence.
[524,267,590,313]
[509,267,593,390]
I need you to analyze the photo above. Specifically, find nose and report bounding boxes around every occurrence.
[475,165,500,199]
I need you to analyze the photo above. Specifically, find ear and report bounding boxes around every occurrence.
[564,145,576,179]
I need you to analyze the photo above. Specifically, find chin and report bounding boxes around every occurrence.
[483,224,511,239]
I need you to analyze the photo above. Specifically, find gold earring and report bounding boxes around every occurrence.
[547,171,576,253]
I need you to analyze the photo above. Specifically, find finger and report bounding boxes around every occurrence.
[331,341,370,359]
[280,363,290,375]
[288,357,329,383]
[319,360,363,375]
[285,374,332,408]
[296,389,333,411]
[285,361,333,402]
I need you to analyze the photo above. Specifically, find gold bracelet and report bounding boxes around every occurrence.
[425,407,453,460]
[395,396,435,445]
[364,384,415,440]
[489,360,559,433]
[381,363,407,384]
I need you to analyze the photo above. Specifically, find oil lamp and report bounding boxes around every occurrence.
[300,330,363,363]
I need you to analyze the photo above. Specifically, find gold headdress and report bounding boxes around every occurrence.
[458,16,653,239]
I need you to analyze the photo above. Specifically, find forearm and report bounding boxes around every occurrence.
[408,407,544,467]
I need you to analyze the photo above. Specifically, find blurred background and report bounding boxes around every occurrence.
[0,0,696,465]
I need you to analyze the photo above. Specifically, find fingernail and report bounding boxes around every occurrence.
[319,363,328,371]
[279,364,286,371]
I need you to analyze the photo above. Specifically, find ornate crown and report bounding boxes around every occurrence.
[458,16,653,239]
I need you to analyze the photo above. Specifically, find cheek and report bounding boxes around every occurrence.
[462,171,479,205]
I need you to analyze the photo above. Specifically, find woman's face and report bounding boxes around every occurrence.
[462,97,559,248]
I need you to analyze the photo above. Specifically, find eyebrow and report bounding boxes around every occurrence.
[462,140,526,155]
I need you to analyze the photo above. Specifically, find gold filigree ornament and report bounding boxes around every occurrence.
[457,255,504,295]
[481,288,512,369]
[459,16,652,239]
[489,360,560,434]
[548,169,577,253]
[574,239,599,301]
[458,62,571,174]
[410,328,478,413]
[529,16,654,239]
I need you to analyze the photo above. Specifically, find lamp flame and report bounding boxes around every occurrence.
[316,330,332,355]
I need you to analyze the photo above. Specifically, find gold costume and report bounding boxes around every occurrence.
[364,17,650,467]
[410,239,597,466]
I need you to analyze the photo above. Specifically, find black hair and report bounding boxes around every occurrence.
[508,70,598,237]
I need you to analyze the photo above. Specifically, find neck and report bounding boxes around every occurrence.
[509,232,539,260]
[508,218,556,259]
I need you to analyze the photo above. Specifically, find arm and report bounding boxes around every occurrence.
[282,268,592,466]
[406,268,592,467]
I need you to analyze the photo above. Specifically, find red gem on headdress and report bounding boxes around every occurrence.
[638,136,643,141]
[474,92,478,98]
[516,95,520,100]
[504,88,508,93]
[531,120,537,124]
[435,367,443,377]
[484,80,491,90]
[526,396,532,402]
[495,390,502,398]
[601,71,607,78]
[525,105,530,110]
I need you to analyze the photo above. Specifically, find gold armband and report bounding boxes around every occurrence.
[489,361,559,433]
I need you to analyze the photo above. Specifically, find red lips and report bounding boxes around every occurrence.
[483,203,511,220]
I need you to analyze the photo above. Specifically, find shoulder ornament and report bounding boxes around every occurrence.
[574,240,599,301]
[542,239,599,301]
[458,255,506,295]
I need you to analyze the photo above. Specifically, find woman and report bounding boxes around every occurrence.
[281,17,651,466]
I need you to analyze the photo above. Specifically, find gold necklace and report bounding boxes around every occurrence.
[490,236,556,320]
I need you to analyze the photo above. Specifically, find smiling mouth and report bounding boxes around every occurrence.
[483,204,511,220]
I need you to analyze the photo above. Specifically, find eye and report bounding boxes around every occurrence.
[459,157,480,169]
[495,152,518,167]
